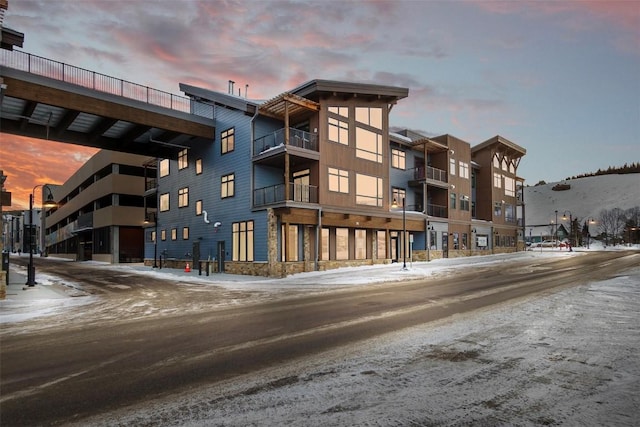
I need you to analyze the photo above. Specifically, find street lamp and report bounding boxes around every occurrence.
[25,185,57,287]
[392,197,407,270]
[561,210,573,251]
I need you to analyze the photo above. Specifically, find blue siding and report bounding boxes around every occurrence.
[148,106,284,263]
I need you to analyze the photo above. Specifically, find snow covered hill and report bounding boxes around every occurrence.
[524,174,640,232]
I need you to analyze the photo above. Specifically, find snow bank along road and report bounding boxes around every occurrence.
[1,251,638,426]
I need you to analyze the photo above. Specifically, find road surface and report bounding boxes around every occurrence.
[1,251,637,426]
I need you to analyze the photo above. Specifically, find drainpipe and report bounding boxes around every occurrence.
[315,207,322,271]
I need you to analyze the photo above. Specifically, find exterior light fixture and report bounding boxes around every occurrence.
[26,185,57,287]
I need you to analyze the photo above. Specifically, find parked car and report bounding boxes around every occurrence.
[530,240,568,248]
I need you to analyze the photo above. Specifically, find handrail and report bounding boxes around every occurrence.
[1,50,193,114]
[253,183,318,207]
[254,127,318,155]
[413,165,448,183]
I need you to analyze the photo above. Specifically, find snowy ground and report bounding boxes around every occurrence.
[3,243,640,426]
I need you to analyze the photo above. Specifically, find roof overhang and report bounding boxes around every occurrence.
[291,79,409,104]
[258,92,320,121]
[472,135,527,159]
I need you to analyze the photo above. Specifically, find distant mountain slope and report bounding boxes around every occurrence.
[524,174,640,227]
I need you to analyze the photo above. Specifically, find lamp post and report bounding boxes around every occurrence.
[25,185,57,287]
[392,197,407,270]
[561,210,573,251]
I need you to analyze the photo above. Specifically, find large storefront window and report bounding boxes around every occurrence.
[336,228,349,260]
[355,229,366,260]
[376,230,386,259]
[321,228,330,260]
[281,225,298,262]
[232,220,254,261]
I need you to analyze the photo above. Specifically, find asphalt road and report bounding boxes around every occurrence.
[1,251,637,426]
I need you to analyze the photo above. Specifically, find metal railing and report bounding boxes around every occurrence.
[253,183,318,207]
[413,165,448,183]
[426,203,447,218]
[1,50,192,113]
[254,128,318,155]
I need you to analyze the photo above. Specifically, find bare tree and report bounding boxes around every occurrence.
[599,208,627,245]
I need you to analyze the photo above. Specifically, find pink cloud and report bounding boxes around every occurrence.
[0,135,98,209]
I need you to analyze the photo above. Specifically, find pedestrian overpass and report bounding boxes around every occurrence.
[0,50,215,159]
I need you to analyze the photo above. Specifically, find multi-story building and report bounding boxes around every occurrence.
[44,150,151,263]
[144,79,526,276]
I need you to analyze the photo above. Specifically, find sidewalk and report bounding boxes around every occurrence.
[3,267,72,301]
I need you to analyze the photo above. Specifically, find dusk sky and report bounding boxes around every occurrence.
[1,0,638,210]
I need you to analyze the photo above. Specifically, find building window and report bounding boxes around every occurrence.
[504,176,515,196]
[178,149,188,170]
[178,187,189,208]
[148,230,156,243]
[222,127,235,154]
[221,173,235,198]
[159,159,169,177]
[328,167,349,194]
[355,229,367,260]
[391,148,405,170]
[376,230,386,259]
[460,195,470,211]
[494,156,500,168]
[328,117,349,145]
[195,158,203,175]
[161,229,166,241]
[459,161,469,179]
[355,107,382,129]
[171,228,177,240]
[453,232,459,249]
[392,188,406,206]
[505,204,515,222]
[450,158,456,176]
[494,202,503,217]
[328,106,349,117]
[356,173,383,207]
[462,233,468,250]
[232,220,254,262]
[182,227,189,240]
[336,228,349,260]
[321,228,330,260]
[494,172,502,188]
[355,127,382,163]
[195,200,202,216]
[159,193,170,212]
[450,192,457,209]
[281,224,298,262]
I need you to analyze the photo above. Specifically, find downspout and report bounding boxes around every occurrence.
[315,207,322,271]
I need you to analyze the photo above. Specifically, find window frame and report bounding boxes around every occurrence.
[356,173,383,207]
[391,148,406,170]
[159,193,170,212]
[232,220,254,262]
[221,127,235,154]
[328,167,349,194]
[178,187,189,208]
[178,149,188,170]
[221,173,235,198]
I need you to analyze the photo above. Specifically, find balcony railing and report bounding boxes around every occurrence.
[254,128,318,155]
[1,50,195,114]
[413,166,448,184]
[426,203,447,218]
[254,183,318,207]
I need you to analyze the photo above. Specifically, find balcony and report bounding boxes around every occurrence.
[426,203,448,218]
[412,166,448,187]
[254,128,318,156]
[254,183,318,208]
